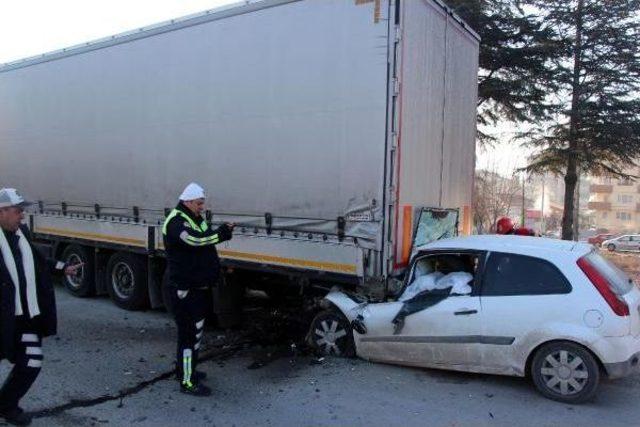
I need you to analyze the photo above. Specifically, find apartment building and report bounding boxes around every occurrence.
[588,171,640,233]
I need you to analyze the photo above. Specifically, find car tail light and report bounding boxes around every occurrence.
[577,256,629,316]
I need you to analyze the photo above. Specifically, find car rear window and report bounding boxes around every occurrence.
[584,252,633,295]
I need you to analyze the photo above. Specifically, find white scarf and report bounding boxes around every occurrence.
[0,228,40,317]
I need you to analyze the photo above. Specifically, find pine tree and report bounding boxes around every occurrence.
[448,0,560,143]
[524,0,640,240]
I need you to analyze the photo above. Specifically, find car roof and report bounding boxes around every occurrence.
[418,235,591,256]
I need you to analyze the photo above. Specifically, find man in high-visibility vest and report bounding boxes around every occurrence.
[162,183,234,396]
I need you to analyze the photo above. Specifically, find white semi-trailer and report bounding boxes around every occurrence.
[0,0,478,318]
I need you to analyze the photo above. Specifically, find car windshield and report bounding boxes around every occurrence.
[585,252,634,295]
[414,209,458,248]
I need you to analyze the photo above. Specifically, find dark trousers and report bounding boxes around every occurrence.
[170,288,209,386]
[0,318,43,411]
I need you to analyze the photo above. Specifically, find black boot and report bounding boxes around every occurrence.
[180,381,212,397]
[0,407,32,426]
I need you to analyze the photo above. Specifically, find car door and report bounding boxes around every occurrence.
[479,251,574,375]
[618,236,630,250]
[357,251,485,370]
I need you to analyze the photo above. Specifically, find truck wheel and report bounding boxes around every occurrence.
[264,285,288,302]
[531,341,600,404]
[212,272,244,329]
[60,244,95,297]
[308,309,355,357]
[106,252,149,310]
[161,268,176,315]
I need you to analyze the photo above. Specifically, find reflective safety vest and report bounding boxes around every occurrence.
[162,208,209,235]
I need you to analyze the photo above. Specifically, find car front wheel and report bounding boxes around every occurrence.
[607,243,616,251]
[308,309,355,357]
[531,341,600,403]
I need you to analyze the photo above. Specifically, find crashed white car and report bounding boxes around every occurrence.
[309,235,640,403]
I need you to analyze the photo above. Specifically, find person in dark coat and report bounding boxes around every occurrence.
[0,188,81,426]
[162,183,234,396]
[496,217,538,236]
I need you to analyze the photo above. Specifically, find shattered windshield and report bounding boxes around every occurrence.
[414,209,459,248]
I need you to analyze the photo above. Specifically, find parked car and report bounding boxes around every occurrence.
[588,233,615,247]
[309,235,640,403]
[602,235,640,252]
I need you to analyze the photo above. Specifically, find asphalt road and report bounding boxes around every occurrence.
[1,288,639,427]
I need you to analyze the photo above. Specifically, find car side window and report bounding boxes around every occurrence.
[401,253,479,299]
[482,252,571,296]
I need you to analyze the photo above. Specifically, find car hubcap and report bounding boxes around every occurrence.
[314,319,347,356]
[540,350,589,395]
[65,254,84,289]
[112,262,135,300]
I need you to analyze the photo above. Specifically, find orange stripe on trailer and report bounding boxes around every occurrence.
[400,205,413,266]
[218,250,357,274]
[462,205,472,235]
[33,226,146,246]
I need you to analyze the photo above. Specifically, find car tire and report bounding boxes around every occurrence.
[308,309,355,357]
[531,341,600,404]
[106,252,149,311]
[60,244,95,297]
[607,243,616,251]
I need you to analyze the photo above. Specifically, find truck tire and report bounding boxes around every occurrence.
[308,309,355,357]
[264,284,288,302]
[212,272,244,329]
[106,252,149,310]
[161,268,176,316]
[531,341,600,404]
[60,244,95,297]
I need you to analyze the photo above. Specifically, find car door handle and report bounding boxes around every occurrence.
[454,309,478,316]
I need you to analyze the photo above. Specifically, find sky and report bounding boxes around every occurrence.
[0,0,522,176]
[476,124,532,177]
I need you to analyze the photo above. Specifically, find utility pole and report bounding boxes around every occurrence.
[541,176,546,234]
[521,173,526,227]
[573,171,581,241]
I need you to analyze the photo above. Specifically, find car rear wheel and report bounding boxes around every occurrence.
[308,309,355,357]
[531,341,600,403]
[607,243,616,251]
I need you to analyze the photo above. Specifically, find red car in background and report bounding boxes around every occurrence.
[588,233,615,246]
